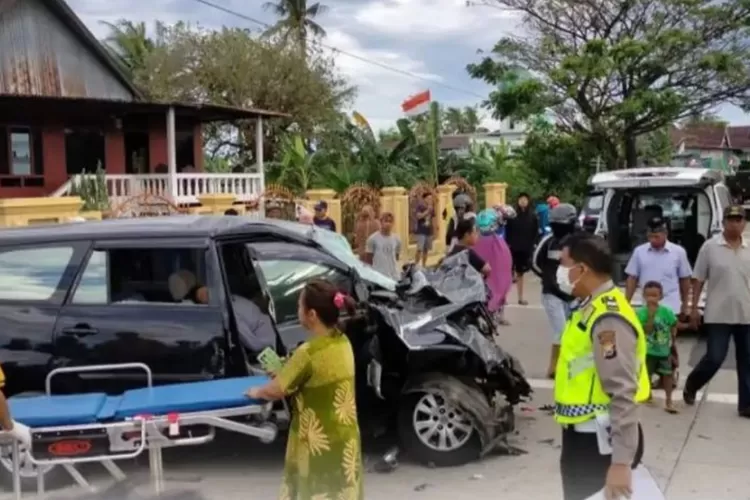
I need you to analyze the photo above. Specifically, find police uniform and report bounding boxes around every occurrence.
[555,282,650,499]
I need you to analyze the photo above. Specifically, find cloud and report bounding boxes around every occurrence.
[68,0,506,131]
[352,0,522,42]
[322,29,444,130]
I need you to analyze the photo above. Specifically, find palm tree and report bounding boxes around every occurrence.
[443,107,465,134]
[263,0,328,55]
[100,20,157,74]
[463,106,480,133]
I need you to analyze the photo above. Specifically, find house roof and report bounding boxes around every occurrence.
[671,123,727,150]
[0,94,291,121]
[440,135,471,150]
[727,126,750,150]
[43,0,143,98]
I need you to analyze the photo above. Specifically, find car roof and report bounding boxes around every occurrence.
[588,166,724,188]
[0,215,314,246]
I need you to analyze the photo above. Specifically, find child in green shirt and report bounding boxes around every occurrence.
[636,281,678,414]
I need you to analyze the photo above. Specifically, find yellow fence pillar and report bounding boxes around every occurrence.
[435,184,457,255]
[304,189,341,233]
[0,197,84,227]
[484,182,508,208]
[198,194,237,215]
[380,186,409,253]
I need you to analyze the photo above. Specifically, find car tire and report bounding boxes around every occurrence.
[397,392,481,467]
[0,392,61,492]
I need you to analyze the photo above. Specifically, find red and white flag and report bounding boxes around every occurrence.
[401,90,431,116]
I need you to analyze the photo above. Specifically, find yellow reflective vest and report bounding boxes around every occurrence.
[554,287,651,424]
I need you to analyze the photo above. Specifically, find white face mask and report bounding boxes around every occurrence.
[556,265,575,295]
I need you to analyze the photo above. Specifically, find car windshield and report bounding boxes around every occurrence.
[308,228,398,291]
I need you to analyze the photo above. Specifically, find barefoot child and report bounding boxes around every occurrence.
[637,281,679,413]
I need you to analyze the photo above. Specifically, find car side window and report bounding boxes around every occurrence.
[257,259,351,323]
[72,247,208,306]
[715,184,732,212]
[0,246,76,302]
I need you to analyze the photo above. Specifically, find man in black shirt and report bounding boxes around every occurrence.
[532,203,578,378]
[313,201,337,232]
[506,192,539,305]
[449,217,490,277]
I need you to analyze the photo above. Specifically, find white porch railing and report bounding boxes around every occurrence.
[52,173,264,205]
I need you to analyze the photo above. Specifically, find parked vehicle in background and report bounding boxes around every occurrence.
[578,191,604,233]
[588,167,731,315]
[0,216,530,482]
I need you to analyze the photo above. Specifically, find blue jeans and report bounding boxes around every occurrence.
[685,323,750,412]
[542,294,570,345]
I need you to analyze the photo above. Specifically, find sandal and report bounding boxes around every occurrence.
[665,403,679,414]
[518,299,528,306]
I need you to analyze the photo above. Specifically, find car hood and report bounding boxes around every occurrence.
[403,250,487,305]
[371,300,509,366]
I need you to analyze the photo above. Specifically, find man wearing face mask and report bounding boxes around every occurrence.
[532,203,579,378]
[555,233,650,500]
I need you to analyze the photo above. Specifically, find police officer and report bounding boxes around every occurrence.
[555,233,650,500]
[532,203,579,378]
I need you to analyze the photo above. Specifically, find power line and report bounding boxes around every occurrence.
[192,0,486,99]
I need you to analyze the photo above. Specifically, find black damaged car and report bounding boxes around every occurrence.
[0,216,530,479]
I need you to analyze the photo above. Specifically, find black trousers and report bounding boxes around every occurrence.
[560,424,644,500]
[685,323,750,412]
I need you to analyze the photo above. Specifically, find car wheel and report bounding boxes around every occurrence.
[0,392,58,490]
[397,392,481,467]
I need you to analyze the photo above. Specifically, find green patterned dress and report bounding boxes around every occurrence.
[275,331,364,500]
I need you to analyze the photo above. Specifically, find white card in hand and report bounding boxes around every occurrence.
[584,466,665,500]
[595,413,612,455]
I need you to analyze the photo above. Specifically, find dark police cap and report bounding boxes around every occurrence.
[724,205,746,219]
[646,216,668,233]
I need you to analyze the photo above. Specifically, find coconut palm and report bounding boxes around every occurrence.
[100,20,158,74]
[463,106,480,133]
[263,0,328,54]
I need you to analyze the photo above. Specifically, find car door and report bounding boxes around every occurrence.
[50,238,227,395]
[248,241,354,352]
[0,241,89,396]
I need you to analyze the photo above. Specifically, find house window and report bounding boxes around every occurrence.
[10,129,32,175]
[0,127,44,178]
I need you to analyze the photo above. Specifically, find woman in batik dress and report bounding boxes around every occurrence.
[246,279,364,500]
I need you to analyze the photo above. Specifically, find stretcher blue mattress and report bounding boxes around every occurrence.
[9,376,269,428]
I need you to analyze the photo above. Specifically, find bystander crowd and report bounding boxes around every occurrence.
[313,201,337,231]
[683,205,750,418]
[364,212,401,280]
[414,192,435,267]
[246,280,363,499]
[637,281,679,413]
[505,192,538,305]
[353,205,380,260]
[625,216,691,384]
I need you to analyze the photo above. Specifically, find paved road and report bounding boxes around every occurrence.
[2,279,748,499]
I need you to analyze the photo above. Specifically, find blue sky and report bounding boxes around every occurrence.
[68,0,748,131]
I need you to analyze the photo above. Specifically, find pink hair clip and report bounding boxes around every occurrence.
[333,292,346,309]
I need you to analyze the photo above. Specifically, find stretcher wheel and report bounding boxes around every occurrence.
[258,423,278,444]
[0,444,58,489]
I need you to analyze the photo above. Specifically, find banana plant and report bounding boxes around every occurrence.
[268,134,318,194]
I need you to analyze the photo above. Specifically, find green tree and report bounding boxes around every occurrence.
[468,0,750,168]
[263,0,328,54]
[100,20,162,74]
[442,106,482,134]
[135,23,353,165]
[681,112,729,127]
[637,128,674,166]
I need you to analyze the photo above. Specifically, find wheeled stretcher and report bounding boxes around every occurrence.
[1,363,280,499]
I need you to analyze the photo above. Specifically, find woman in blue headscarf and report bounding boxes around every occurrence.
[473,209,513,326]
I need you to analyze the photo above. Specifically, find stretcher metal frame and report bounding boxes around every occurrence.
[1,363,279,499]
